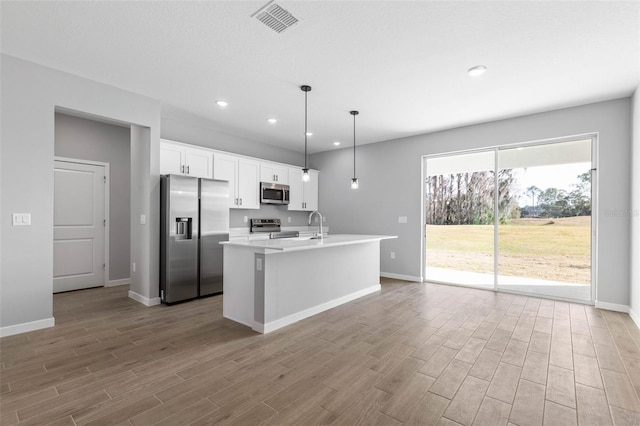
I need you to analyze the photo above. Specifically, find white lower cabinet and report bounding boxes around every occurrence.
[160,140,213,178]
[214,153,260,209]
[288,168,319,211]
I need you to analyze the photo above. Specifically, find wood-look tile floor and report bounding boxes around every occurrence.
[2,279,640,425]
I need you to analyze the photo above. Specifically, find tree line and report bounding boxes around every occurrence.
[425,170,590,225]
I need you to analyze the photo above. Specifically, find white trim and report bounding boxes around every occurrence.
[0,317,55,337]
[629,308,640,330]
[255,284,381,333]
[128,290,161,306]
[380,272,423,282]
[106,278,130,287]
[595,300,629,313]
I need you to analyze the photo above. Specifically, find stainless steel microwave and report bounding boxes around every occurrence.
[260,182,290,205]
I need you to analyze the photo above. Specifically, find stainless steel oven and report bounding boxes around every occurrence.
[260,182,290,205]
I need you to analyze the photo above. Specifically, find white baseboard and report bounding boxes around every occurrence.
[630,308,640,330]
[380,272,423,282]
[0,317,55,338]
[256,284,381,334]
[105,278,130,288]
[595,300,629,313]
[128,290,161,307]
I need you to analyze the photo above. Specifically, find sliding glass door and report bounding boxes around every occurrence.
[424,137,594,302]
[496,139,593,301]
[424,151,495,289]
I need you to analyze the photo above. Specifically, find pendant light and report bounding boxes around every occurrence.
[350,110,359,189]
[301,85,312,182]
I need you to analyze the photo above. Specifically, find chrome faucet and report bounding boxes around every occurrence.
[308,211,323,240]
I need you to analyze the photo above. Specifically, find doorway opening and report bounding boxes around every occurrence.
[54,111,131,293]
[423,136,596,303]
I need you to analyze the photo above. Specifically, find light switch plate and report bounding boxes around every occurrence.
[12,213,31,226]
[398,216,408,224]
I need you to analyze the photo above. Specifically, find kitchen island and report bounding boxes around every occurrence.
[221,234,396,333]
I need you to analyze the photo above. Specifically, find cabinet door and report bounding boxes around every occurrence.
[213,154,237,208]
[160,144,185,175]
[260,164,276,183]
[237,158,260,209]
[303,170,319,211]
[273,165,289,185]
[287,167,305,211]
[185,147,213,178]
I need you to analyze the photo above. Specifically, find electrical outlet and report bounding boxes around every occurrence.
[256,258,263,271]
[244,216,248,223]
[140,214,146,225]
[398,216,407,224]
[132,262,136,272]
[288,217,291,223]
[322,217,326,222]
[390,252,396,259]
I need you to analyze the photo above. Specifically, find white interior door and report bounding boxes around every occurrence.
[54,160,106,293]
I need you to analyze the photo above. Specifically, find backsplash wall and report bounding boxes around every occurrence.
[229,204,318,229]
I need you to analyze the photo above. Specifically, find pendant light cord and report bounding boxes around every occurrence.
[353,113,356,178]
[304,89,308,170]
[350,110,359,179]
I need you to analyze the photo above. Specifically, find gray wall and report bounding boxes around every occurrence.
[54,113,131,281]
[1,54,160,332]
[311,98,632,307]
[631,87,640,318]
[162,113,304,166]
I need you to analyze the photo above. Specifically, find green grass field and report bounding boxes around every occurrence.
[425,216,591,284]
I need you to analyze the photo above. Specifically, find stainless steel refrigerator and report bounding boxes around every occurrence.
[160,175,229,304]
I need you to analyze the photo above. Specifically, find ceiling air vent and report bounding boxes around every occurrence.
[252,1,299,34]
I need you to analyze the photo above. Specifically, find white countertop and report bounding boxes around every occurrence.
[221,234,397,252]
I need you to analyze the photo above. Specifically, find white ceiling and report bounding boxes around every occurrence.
[2,1,639,154]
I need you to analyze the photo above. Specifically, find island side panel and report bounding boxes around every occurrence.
[260,240,381,332]
[222,245,257,329]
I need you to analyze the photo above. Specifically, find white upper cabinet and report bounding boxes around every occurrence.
[161,139,316,211]
[160,140,213,179]
[287,168,319,211]
[260,162,289,185]
[214,153,260,210]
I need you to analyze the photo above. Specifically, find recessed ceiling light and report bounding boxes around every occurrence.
[467,65,487,77]
[333,141,341,146]
[215,100,229,107]
[266,118,278,124]
[305,132,313,136]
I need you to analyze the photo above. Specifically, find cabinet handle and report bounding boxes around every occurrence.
[275,175,278,182]
[187,165,190,174]
[181,165,184,173]
[235,198,238,205]
[240,198,243,206]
